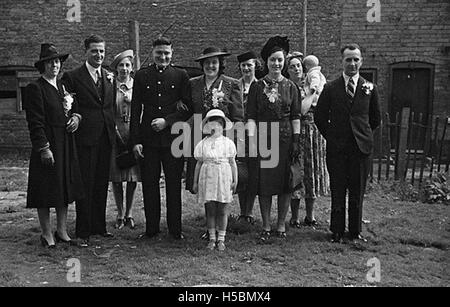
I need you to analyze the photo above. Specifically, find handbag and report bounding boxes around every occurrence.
[116,150,137,169]
[115,127,137,169]
[235,159,249,193]
[289,156,304,191]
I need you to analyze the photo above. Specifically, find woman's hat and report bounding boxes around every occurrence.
[287,51,304,62]
[260,36,290,63]
[237,51,258,63]
[195,47,231,62]
[201,109,233,131]
[34,43,69,69]
[110,49,134,70]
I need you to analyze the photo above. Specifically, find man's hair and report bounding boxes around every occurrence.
[153,36,172,47]
[340,43,361,55]
[84,34,105,50]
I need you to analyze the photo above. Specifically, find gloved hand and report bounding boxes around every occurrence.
[40,148,55,166]
[291,133,301,159]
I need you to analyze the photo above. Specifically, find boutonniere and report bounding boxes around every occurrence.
[211,80,225,107]
[106,72,114,84]
[62,85,75,117]
[361,81,374,95]
[263,80,280,103]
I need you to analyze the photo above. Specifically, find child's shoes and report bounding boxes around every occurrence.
[206,240,216,250]
[217,240,226,251]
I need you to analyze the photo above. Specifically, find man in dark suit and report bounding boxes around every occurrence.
[315,44,381,243]
[62,34,116,246]
[130,37,192,240]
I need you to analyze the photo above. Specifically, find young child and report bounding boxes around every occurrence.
[302,55,327,114]
[192,109,238,251]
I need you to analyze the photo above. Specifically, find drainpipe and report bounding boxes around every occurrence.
[303,0,307,55]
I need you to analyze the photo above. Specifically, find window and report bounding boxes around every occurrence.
[360,68,377,83]
[0,66,39,113]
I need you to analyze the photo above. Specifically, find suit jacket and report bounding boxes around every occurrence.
[61,65,116,147]
[315,75,381,155]
[129,64,192,148]
[190,74,244,122]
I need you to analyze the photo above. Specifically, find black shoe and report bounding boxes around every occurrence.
[289,219,301,228]
[100,232,114,238]
[40,235,56,248]
[331,233,343,243]
[138,232,159,239]
[349,233,368,243]
[170,233,186,240]
[304,217,319,227]
[77,238,89,248]
[54,231,77,246]
[124,217,136,229]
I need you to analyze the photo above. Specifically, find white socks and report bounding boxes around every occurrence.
[209,229,226,242]
[217,230,226,242]
[208,229,216,241]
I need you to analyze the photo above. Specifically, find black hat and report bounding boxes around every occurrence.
[237,51,258,63]
[195,47,231,62]
[260,36,290,63]
[34,43,69,69]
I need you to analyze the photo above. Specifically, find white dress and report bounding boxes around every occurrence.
[194,135,237,204]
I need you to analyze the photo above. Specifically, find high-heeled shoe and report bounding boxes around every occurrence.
[54,231,76,246]
[40,235,56,248]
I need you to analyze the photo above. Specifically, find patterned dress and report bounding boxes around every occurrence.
[194,135,237,204]
[109,78,141,182]
[292,103,329,199]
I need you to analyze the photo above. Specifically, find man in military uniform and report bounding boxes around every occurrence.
[129,37,192,240]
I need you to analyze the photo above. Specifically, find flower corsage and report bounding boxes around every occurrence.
[106,72,114,84]
[62,85,75,117]
[262,80,280,103]
[361,81,374,95]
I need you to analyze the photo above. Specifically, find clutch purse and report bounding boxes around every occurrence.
[236,159,249,193]
[116,150,137,169]
[289,156,304,191]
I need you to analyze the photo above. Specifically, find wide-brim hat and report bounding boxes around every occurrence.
[195,47,231,62]
[237,50,258,63]
[260,36,290,63]
[201,109,233,131]
[34,43,69,69]
[110,49,134,70]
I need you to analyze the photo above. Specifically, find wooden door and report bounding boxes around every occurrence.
[389,62,434,150]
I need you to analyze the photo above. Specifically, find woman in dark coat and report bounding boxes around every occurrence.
[246,36,302,241]
[24,44,84,247]
[185,47,244,193]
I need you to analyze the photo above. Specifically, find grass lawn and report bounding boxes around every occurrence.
[0,158,448,287]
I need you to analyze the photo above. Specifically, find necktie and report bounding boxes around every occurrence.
[95,70,101,87]
[347,77,355,99]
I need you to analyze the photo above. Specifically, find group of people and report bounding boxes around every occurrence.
[24,33,381,250]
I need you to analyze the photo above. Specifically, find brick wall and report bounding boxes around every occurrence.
[341,0,450,117]
[0,0,448,151]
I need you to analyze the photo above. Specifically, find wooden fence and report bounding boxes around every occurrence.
[370,107,450,186]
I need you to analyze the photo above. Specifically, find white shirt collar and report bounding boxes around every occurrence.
[343,72,359,87]
[85,61,102,81]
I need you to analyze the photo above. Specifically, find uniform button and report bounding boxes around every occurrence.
[158,107,162,110]
[147,86,150,89]
[158,93,161,97]
[171,85,175,88]
[159,70,163,73]
[157,81,161,84]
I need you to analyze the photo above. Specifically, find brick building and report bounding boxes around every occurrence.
[0,0,448,152]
